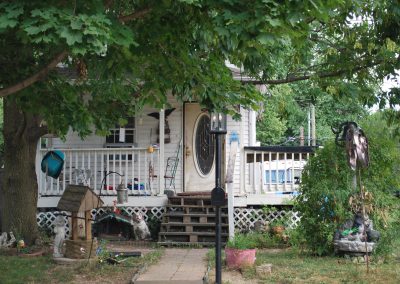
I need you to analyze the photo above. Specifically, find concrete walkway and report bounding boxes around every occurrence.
[133,248,209,284]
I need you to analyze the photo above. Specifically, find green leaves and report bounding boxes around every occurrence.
[0,3,23,30]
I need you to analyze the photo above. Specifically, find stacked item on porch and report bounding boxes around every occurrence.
[158,192,229,245]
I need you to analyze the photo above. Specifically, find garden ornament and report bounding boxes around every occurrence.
[332,121,369,170]
[0,232,7,247]
[131,212,151,240]
[53,215,66,258]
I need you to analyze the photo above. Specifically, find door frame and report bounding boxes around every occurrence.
[183,102,226,192]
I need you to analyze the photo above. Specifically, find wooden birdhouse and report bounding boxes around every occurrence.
[57,185,103,258]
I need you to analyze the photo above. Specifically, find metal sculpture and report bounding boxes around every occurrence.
[332,121,369,171]
[332,121,371,272]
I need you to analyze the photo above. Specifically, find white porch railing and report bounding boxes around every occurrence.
[38,148,160,197]
[244,146,314,194]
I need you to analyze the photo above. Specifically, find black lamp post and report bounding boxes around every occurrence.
[210,111,227,284]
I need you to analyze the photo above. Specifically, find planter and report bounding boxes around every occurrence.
[225,248,256,269]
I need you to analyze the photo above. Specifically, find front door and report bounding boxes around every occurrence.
[184,103,215,192]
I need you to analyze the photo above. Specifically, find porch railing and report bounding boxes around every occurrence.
[244,146,314,194]
[38,148,160,197]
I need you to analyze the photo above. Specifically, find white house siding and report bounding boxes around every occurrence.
[224,107,254,196]
[44,97,184,195]
[39,99,255,199]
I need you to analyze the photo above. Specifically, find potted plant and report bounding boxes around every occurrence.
[225,233,257,269]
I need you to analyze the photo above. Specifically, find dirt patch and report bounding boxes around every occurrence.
[208,268,259,284]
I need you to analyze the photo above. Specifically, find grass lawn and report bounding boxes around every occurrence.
[0,247,163,284]
[242,249,400,284]
[208,247,400,284]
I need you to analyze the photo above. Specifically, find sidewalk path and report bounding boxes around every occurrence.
[133,248,209,284]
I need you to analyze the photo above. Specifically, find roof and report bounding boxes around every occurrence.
[57,184,103,212]
[94,212,132,225]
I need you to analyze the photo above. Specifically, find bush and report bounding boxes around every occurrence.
[292,113,400,256]
[226,233,258,250]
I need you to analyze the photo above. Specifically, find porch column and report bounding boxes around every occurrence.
[158,107,165,195]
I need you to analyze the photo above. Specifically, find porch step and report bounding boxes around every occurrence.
[158,195,229,246]
[163,213,228,224]
[165,204,227,215]
[158,232,228,244]
[168,196,211,206]
[160,222,229,233]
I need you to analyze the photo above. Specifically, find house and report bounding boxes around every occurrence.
[35,66,313,235]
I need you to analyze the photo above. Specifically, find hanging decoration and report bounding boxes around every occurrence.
[147,108,176,144]
[41,150,65,179]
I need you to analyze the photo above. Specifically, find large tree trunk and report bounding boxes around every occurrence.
[1,98,45,245]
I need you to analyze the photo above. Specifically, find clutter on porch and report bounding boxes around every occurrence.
[57,184,103,259]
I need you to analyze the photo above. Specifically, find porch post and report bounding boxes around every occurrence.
[158,107,165,195]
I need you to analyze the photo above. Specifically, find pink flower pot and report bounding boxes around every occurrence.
[225,248,256,269]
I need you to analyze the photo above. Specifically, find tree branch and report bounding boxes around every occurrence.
[0,7,151,98]
[0,51,68,98]
[246,61,382,85]
[119,8,151,23]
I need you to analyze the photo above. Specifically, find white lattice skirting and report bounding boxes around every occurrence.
[37,207,300,238]
[37,206,166,238]
[234,208,301,232]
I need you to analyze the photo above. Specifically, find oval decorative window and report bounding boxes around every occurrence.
[194,114,215,176]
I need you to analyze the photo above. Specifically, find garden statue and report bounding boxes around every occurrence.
[0,232,7,247]
[131,212,151,240]
[53,215,66,258]
[334,212,380,255]
[0,232,16,248]
[332,122,375,272]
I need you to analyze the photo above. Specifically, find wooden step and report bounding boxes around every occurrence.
[163,213,228,224]
[160,222,229,233]
[168,196,212,206]
[158,241,223,247]
[166,205,227,214]
[159,231,229,244]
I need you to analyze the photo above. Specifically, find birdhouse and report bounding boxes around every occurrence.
[57,185,103,259]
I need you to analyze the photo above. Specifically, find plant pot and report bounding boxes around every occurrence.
[225,248,256,269]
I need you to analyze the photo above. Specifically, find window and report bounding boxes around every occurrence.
[265,168,303,184]
[106,117,135,147]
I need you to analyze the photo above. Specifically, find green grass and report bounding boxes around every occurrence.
[207,247,400,284]
[0,248,164,284]
[241,249,400,284]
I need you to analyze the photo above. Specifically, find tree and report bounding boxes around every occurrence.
[1,0,400,243]
[257,83,368,146]
[293,112,400,256]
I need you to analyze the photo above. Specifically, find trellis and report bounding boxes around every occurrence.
[37,206,299,238]
[234,208,301,232]
[36,206,166,238]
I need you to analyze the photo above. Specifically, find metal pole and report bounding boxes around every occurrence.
[215,134,222,284]
[311,104,316,146]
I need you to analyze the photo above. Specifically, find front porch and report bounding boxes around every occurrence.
[37,146,314,208]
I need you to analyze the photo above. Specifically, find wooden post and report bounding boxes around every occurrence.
[300,127,304,146]
[85,210,92,241]
[71,212,78,241]
[158,107,165,195]
[226,132,239,240]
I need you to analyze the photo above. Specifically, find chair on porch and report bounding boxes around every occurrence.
[164,140,182,192]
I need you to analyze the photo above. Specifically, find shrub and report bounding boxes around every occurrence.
[293,113,400,256]
[226,233,258,250]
